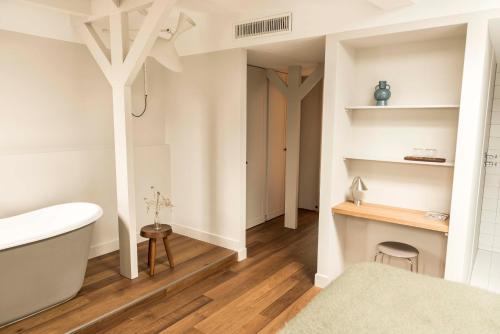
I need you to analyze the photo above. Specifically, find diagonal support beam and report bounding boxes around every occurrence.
[72,19,112,82]
[299,65,324,99]
[110,12,129,68]
[266,69,289,96]
[122,0,177,85]
[73,0,177,279]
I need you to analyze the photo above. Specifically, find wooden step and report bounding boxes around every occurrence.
[76,251,237,334]
[1,235,237,334]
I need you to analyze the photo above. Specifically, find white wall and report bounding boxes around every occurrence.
[316,23,474,287]
[162,49,248,259]
[446,19,494,282]
[0,30,171,258]
[478,66,500,253]
[177,0,500,57]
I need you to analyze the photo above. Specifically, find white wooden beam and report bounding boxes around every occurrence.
[112,85,138,279]
[122,0,177,85]
[108,11,139,279]
[284,65,302,230]
[73,0,177,279]
[266,69,288,96]
[72,18,112,82]
[299,65,324,99]
[20,0,91,16]
[266,65,324,230]
[110,12,129,68]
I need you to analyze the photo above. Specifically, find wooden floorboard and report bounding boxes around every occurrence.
[2,210,319,334]
[1,234,236,334]
[90,210,319,334]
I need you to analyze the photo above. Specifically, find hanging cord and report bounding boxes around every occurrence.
[132,63,148,118]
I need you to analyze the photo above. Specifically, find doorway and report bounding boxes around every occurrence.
[245,36,325,230]
[246,66,287,229]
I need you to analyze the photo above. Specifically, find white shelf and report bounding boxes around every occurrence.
[343,155,455,167]
[345,104,460,111]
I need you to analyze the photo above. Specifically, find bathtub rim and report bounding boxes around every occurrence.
[0,202,103,251]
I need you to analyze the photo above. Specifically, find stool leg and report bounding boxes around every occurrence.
[149,238,157,276]
[147,239,152,267]
[163,236,175,268]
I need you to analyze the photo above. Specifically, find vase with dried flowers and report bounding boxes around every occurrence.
[144,186,173,230]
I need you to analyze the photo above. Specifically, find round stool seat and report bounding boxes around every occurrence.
[140,224,172,239]
[377,241,419,258]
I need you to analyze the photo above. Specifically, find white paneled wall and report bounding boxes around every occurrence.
[479,66,500,252]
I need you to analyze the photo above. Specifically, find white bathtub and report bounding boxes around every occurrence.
[0,202,102,326]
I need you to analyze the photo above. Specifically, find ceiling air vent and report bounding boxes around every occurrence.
[234,13,292,39]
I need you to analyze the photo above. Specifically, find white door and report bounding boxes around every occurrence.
[246,66,268,228]
[266,73,287,221]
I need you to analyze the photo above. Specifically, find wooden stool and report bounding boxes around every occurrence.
[140,224,175,276]
[374,241,419,273]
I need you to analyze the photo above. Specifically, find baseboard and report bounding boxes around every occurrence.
[171,223,245,253]
[314,273,332,288]
[246,215,266,229]
[237,247,247,261]
[89,239,119,259]
[266,210,284,221]
[90,225,247,261]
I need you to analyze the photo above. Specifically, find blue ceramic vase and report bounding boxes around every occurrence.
[374,81,391,106]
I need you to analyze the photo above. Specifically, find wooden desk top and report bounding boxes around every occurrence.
[332,202,449,233]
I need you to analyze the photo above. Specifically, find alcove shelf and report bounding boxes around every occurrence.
[343,155,455,167]
[332,201,449,233]
[345,104,460,111]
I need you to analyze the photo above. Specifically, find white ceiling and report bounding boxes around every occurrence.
[177,0,346,14]
[246,36,325,74]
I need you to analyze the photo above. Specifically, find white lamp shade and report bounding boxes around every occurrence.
[150,38,182,72]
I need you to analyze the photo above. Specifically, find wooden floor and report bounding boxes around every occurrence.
[1,234,237,334]
[86,210,320,334]
[2,210,319,334]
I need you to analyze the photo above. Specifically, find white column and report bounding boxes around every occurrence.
[266,65,324,230]
[284,66,302,229]
[112,85,139,279]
